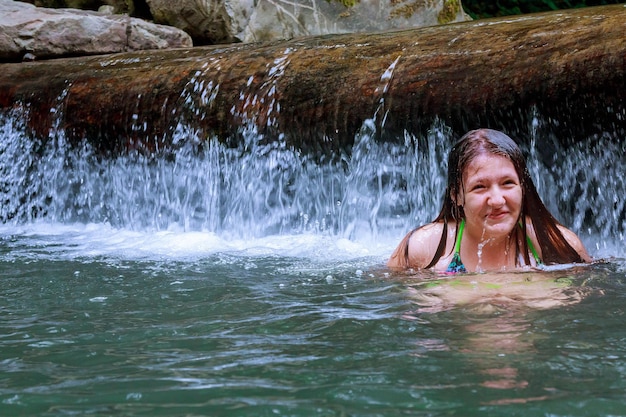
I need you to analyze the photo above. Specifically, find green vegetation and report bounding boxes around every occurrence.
[438,0,463,24]
[461,0,624,19]
[334,0,359,7]
[330,0,623,18]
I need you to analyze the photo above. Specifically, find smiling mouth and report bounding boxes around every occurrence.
[487,211,508,220]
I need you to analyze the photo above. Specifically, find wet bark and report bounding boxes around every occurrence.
[0,5,624,156]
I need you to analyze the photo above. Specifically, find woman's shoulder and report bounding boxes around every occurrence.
[409,221,446,241]
[405,221,453,268]
[387,221,457,270]
[556,224,592,262]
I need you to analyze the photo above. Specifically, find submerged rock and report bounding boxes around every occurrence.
[0,0,192,62]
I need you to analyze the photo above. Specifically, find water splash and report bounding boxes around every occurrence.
[526,112,626,251]
[0,108,445,240]
[231,48,293,129]
[0,105,623,258]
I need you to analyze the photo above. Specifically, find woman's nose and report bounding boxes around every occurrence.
[488,187,505,206]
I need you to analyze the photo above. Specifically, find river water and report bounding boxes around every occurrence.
[1,110,625,416]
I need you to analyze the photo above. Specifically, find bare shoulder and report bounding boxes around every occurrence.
[409,222,445,243]
[387,222,446,270]
[557,224,592,262]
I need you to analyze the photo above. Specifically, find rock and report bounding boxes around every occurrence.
[146,0,237,45]
[98,5,115,14]
[13,0,472,46]
[0,0,192,62]
[145,0,472,45]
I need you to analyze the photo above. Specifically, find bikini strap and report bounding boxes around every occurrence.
[457,218,541,265]
[454,219,465,254]
[526,235,542,265]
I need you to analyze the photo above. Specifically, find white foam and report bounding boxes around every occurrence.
[0,221,396,263]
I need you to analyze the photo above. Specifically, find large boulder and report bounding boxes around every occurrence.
[146,0,472,44]
[13,0,472,46]
[0,0,192,62]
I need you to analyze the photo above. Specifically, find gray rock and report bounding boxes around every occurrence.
[0,0,192,62]
[145,0,472,45]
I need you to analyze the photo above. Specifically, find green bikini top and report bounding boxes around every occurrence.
[445,219,542,274]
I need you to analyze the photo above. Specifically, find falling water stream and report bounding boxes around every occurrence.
[1,50,625,415]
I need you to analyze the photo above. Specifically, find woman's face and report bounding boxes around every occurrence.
[459,153,522,240]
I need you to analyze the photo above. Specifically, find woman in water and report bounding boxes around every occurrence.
[388,128,591,273]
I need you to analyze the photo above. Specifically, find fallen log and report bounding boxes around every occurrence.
[0,5,624,156]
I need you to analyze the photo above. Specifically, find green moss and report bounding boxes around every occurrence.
[462,0,625,19]
[437,0,461,24]
[326,0,360,7]
[389,2,414,19]
[388,0,431,20]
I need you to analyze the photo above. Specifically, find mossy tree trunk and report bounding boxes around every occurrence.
[0,5,624,156]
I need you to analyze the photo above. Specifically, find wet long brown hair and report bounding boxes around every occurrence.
[390,128,584,269]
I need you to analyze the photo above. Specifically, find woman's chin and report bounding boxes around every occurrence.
[482,223,516,240]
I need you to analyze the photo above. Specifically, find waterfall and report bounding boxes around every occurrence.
[0,107,444,240]
[1,101,624,253]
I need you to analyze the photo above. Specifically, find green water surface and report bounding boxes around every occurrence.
[1,248,625,416]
